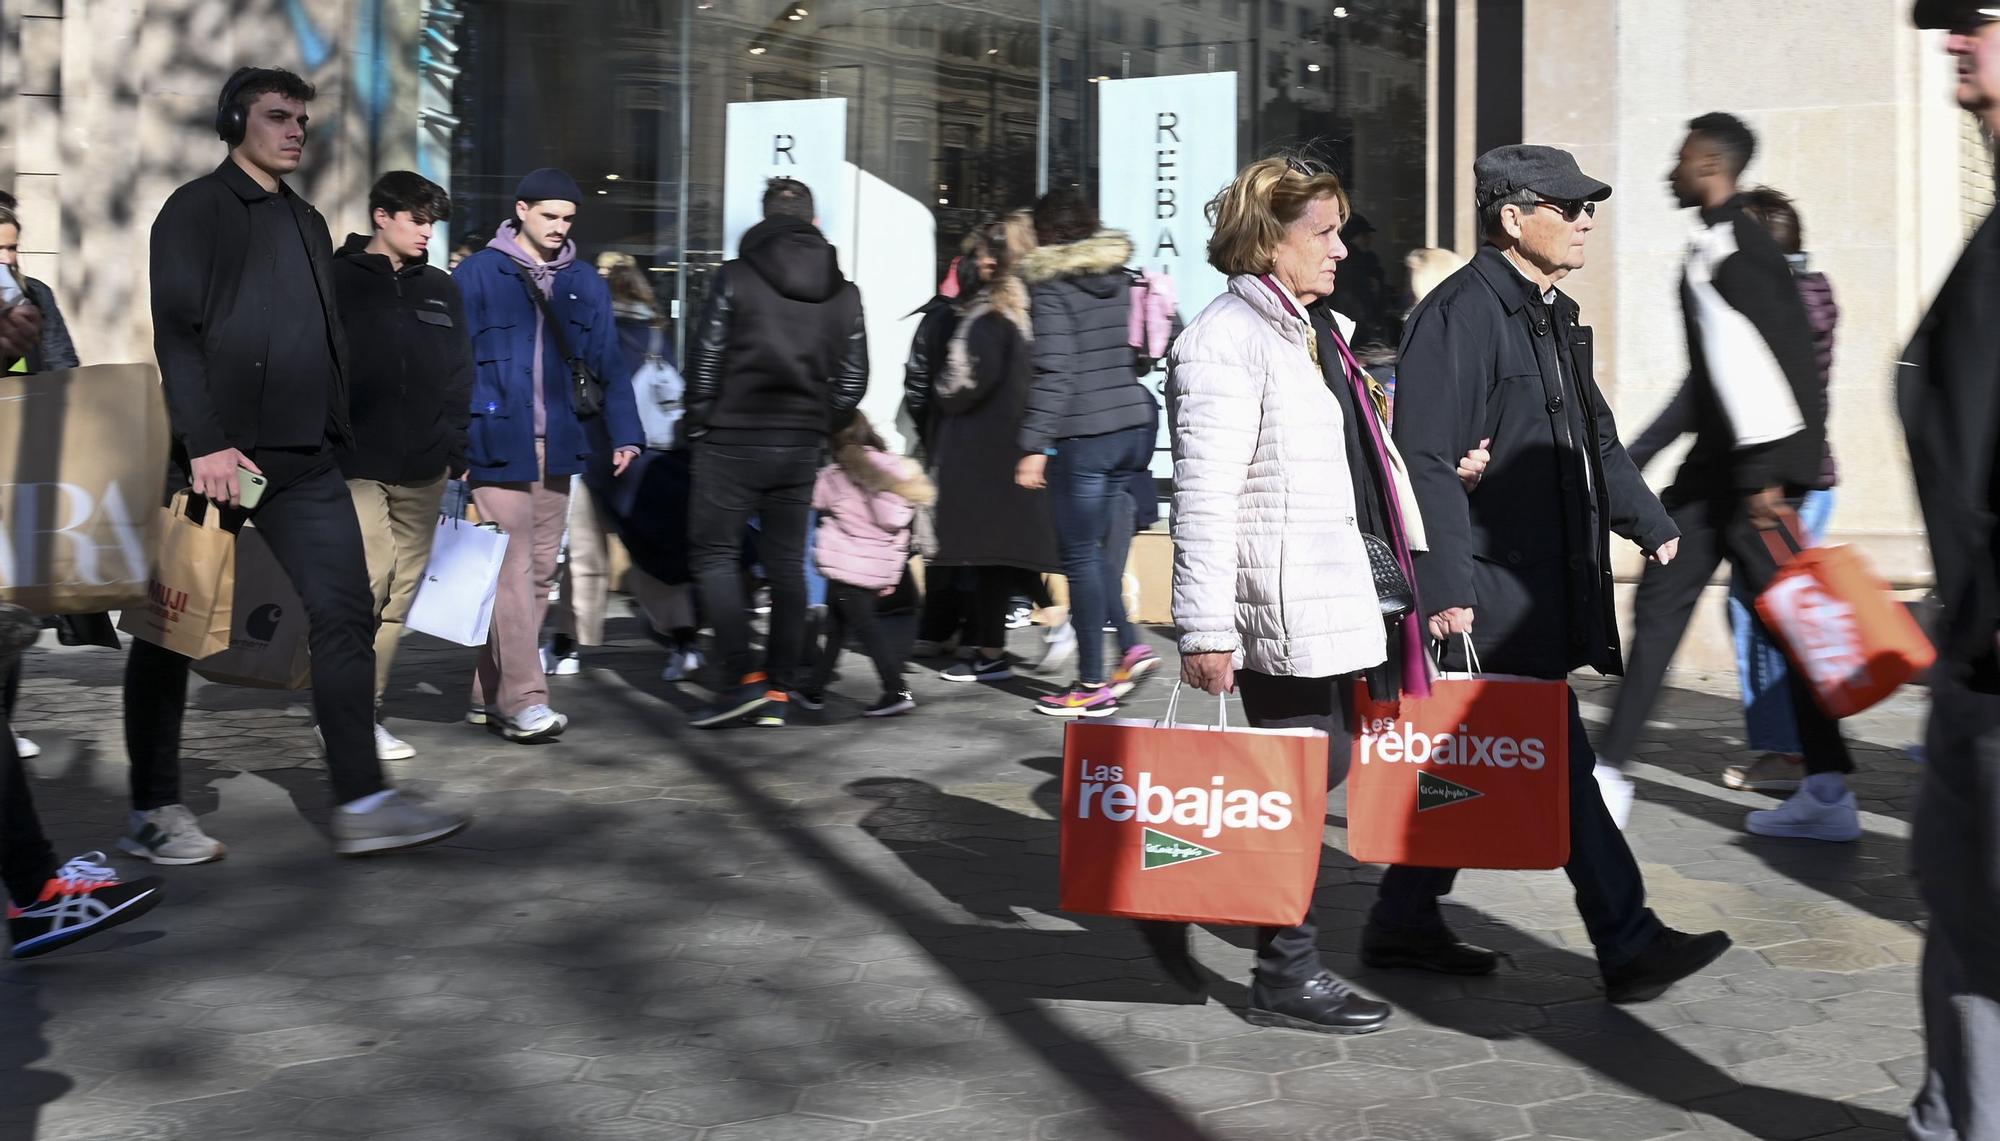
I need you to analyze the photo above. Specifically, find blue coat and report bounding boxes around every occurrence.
[451,246,642,482]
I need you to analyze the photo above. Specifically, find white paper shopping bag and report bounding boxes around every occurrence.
[405,519,509,646]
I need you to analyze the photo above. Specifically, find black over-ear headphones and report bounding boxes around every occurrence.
[215,67,259,146]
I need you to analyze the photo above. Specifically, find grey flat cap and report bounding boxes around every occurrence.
[1473,145,1612,208]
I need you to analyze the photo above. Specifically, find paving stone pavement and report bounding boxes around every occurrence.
[1,612,1930,1140]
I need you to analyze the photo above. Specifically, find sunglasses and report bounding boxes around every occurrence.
[1533,198,1596,223]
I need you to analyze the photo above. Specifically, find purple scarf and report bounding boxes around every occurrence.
[1259,275,1431,698]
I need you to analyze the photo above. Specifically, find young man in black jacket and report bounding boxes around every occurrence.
[683,177,868,728]
[127,67,468,861]
[1902,4,2000,1133]
[1597,112,1857,843]
[334,171,472,762]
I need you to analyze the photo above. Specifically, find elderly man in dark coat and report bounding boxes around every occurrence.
[1364,145,1731,1005]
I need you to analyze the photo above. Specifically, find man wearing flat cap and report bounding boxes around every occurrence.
[1902,3,2000,1135]
[1365,144,1732,1004]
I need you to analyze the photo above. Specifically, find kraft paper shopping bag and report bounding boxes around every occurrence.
[118,491,235,660]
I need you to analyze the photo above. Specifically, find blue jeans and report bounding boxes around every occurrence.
[1047,425,1153,685]
[1727,488,1834,754]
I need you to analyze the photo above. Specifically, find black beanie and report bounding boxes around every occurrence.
[514,167,582,205]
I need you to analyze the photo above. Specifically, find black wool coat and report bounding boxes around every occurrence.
[1392,245,1677,680]
[929,278,1061,574]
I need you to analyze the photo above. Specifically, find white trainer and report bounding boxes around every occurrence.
[374,723,417,762]
[119,804,226,865]
[1592,764,1635,831]
[13,735,40,759]
[501,704,569,743]
[1746,786,1862,842]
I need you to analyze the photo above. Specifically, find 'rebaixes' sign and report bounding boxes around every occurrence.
[1095,72,1238,337]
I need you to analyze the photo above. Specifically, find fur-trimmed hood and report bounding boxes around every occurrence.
[939,274,1032,398]
[837,447,937,506]
[1019,230,1134,286]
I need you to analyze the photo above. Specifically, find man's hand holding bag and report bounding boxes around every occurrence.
[117,490,237,660]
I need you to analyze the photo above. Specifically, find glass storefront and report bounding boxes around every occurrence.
[443,0,1430,447]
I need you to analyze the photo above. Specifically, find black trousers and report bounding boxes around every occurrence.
[1908,673,2000,1139]
[1371,687,1665,968]
[1,728,56,906]
[688,442,819,689]
[1600,492,1854,775]
[1235,669,1356,987]
[125,449,385,810]
[807,581,905,695]
[918,564,971,645]
[968,566,1016,653]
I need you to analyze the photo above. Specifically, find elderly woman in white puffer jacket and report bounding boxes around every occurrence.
[1153,156,1432,1036]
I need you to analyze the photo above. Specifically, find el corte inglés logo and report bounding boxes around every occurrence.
[1416,771,1484,812]
[1141,828,1219,870]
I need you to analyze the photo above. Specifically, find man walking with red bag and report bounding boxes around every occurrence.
[1596,112,1859,843]
[1377,145,1731,1003]
[1901,4,2000,1134]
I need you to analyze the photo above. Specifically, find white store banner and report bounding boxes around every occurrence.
[723,98,853,264]
[1096,72,1239,477]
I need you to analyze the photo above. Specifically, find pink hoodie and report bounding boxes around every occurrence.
[813,449,937,591]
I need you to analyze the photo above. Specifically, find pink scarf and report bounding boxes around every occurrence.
[1259,276,1431,698]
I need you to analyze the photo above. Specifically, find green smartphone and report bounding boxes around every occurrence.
[237,466,269,510]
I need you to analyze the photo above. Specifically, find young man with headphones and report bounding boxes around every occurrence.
[127,66,471,861]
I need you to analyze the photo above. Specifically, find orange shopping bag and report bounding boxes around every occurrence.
[1348,643,1571,869]
[1059,689,1329,927]
[1755,519,1935,720]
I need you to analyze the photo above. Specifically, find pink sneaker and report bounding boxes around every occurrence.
[1110,646,1161,697]
[1035,685,1120,719]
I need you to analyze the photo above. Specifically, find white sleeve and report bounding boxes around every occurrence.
[1168,351,1261,656]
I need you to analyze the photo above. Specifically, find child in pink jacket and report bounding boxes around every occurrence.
[801,412,936,717]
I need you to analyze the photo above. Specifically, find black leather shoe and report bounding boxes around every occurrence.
[1246,970,1392,1035]
[1603,927,1733,1004]
[1136,921,1204,993]
[1360,923,1501,976]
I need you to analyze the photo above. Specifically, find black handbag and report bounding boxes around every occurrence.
[1363,533,1415,619]
[503,261,605,420]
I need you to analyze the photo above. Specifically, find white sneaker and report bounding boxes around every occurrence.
[374,723,416,762]
[1593,763,1635,831]
[661,648,703,683]
[500,704,568,743]
[540,644,581,676]
[119,804,226,865]
[13,735,40,759]
[1040,623,1078,674]
[1746,785,1862,842]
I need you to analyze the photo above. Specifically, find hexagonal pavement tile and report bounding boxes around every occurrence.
[379,1021,548,1060]
[1133,1064,1276,1114]
[1679,995,1826,1032]
[1775,1022,1925,1064]
[1196,1031,1347,1073]
[1727,1052,1898,1099]
[1757,940,1898,972]
[1654,1022,1792,1066]
[1721,968,1861,1002]
[1124,1004,1257,1044]
[192,998,355,1035]
[1432,1059,1589,1106]
[459,1081,645,1132]
[683,1013,835,1054]
[1819,989,1925,1031]
[797,1074,962,1121]
[580,1046,742,1091]
[1200,1098,1367,1141]
[703,1114,871,1141]
[868,1104,1041,1141]
[298,1088,486,1134]
[1280,1061,1434,1108]
[1344,1025,1497,1069]
[632,1081,801,1127]
[1684,1087,1863,1141]
[1527,1092,1695,1140]
[1361,1095,1533,1140]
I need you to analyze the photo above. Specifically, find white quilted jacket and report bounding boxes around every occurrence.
[1168,275,1386,678]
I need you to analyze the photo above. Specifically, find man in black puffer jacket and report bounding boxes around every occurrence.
[1015,190,1161,717]
[684,177,869,728]
[333,170,473,762]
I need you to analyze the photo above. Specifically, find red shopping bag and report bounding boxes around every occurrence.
[1755,521,1935,719]
[1348,669,1571,869]
[1059,698,1329,927]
